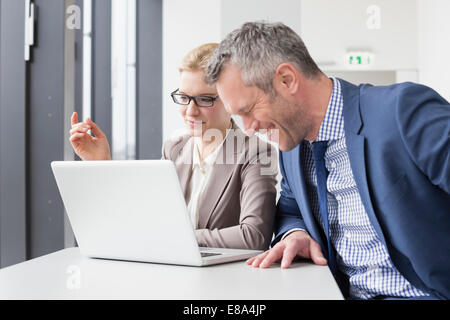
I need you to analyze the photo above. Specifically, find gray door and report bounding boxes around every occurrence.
[0,0,163,268]
[0,0,28,268]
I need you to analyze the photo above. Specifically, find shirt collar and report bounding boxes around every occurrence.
[316,77,345,142]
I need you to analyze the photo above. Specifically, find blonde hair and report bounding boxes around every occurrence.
[179,43,219,73]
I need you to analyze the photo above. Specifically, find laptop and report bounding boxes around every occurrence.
[51,160,262,266]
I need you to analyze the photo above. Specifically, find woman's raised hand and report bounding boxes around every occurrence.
[69,112,111,161]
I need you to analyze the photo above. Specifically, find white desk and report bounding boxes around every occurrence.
[0,248,343,300]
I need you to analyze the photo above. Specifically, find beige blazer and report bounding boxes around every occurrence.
[162,119,278,250]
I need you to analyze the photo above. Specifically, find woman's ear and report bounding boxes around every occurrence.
[273,63,300,97]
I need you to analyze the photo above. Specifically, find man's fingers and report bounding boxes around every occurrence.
[249,251,270,267]
[248,236,328,271]
[259,245,284,268]
[280,244,299,269]
[245,254,260,265]
[246,250,269,266]
[246,256,256,265]
[309,239,327,265]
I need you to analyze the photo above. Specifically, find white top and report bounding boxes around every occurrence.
[0,248,344,299]
[185,127,231,228]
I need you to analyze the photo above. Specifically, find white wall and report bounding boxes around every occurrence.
[417,0,450,101]
[220,0,301,38]
[162,0,221,140]
[301,0,418,71]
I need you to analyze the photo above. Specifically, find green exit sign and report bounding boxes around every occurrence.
[346,52,374,66]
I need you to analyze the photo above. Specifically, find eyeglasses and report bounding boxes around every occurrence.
[171,89,219,108]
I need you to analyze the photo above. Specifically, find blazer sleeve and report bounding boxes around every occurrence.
[161,132,187,160]
[395,83,450,194]
[195,143,278,250]
[271,150,307,246]
[161,140,168,160]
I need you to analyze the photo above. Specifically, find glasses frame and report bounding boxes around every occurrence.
[170,89,219,108]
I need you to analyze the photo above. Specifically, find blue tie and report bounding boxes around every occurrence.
[311,141,337,275]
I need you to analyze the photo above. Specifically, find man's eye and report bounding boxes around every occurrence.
[240,108,250,115]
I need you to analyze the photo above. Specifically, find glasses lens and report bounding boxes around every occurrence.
[195,96,214,107]
[173,94,190,105]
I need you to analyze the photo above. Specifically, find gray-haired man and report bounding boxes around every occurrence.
[205,22,450,299]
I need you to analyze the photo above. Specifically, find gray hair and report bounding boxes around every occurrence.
[205,21,322,93]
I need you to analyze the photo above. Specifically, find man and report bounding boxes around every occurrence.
[205,21,449,300]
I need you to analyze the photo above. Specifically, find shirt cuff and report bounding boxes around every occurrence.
[281,228,309,241]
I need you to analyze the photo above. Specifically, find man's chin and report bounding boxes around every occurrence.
[278,139,299,152]
[278,145,291,152]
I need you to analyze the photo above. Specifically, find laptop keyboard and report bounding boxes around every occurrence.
[200,252,222,258]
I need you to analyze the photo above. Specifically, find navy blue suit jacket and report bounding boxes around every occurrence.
[273,79,450,299]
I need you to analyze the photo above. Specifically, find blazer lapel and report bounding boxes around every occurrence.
[197,120,241,229]
[340,78,388,249]
[174,138,194,199]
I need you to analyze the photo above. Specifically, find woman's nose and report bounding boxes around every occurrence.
[186,100,199,116]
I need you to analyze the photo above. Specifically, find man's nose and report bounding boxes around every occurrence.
[241,115,258,136]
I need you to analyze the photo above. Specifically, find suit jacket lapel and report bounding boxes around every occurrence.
[290,143,327,250]
[340,78,388,249]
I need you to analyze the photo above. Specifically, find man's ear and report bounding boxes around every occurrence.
[273,63,300,96]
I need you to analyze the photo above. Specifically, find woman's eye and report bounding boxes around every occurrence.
[178,95,190,103]
[198,97,212,103]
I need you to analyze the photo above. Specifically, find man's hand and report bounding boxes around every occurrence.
[246,230,328,268]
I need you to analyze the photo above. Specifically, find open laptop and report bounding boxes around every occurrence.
[51,160,262,266]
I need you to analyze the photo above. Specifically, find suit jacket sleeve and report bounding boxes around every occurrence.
[271,150,307,246]
[396,83,450,194]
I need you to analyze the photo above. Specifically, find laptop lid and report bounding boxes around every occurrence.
[51,160,204,266]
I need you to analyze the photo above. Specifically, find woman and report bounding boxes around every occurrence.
[69,43,278,250]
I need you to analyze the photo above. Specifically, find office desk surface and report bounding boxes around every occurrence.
[0,248,343,300]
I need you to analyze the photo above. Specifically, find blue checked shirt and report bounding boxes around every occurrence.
[298,77,428,299]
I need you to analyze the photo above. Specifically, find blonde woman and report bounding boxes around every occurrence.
[69,43,278,250]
